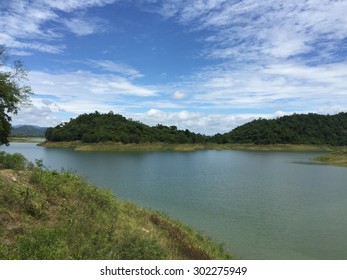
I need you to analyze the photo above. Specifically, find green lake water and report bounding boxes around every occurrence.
[2,143,347,259]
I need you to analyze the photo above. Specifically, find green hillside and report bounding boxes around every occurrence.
[45,111,208,144]
[212,112,347,146]
[45,111,347,146]
[11,125,47,138]
[0,152,233,260]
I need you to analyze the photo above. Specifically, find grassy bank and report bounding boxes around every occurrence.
[9,137,45,143]
[314,150,347,167]
[0,152,233,260]
[39,141,229,152]
[39,141,206,152]
[39,141,340,152]
[38,141,347,168]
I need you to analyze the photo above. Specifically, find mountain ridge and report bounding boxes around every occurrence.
[11,125,47,138]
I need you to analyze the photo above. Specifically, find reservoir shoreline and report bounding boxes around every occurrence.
[2,142,347,259]
[39,140,341,152]
[38,141,347,167]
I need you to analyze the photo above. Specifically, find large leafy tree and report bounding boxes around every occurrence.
[0,45,33,145]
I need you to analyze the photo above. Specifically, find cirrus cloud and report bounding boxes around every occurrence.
[0,0,117,54]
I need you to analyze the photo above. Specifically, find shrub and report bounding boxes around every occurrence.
[0,152,28,170]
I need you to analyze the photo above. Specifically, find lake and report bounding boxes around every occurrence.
[1,142,347,259]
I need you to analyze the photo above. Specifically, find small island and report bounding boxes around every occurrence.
[39,111,347,166]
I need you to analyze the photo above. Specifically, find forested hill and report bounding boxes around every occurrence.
[45,111,347,146]
[211,112,347,146]
[11,125,47,138]
[45,111,208,144]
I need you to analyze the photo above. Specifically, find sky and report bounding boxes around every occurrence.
[1,0,347,135]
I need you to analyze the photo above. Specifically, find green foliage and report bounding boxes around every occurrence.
[0,45,33,146]
[212,112,347,146]
[0,151,28,170]
[45,111,208,144]
[46,111,347,147]
[315,150,347,167]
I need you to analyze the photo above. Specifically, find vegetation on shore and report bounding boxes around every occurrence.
[314,150,347,167]
[44,111,347,147]
[39,141,340,153]
[213,112,347,145]
[9,137,45,143]
[0,152,233,260]
[45,111,208,144]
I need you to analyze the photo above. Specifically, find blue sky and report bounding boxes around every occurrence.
[1,0,347,135]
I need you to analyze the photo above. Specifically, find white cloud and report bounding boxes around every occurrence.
[62,18,98,36]
[25,69,157,120]
[29,70,156,97]
[263,63,347,86]
[187,61,347,112]
[128,109,280,135]
[41,0,117,12]
[12,67,157,127]
[0,0,116,54]
[0,2,58,39]
[0,33,64,55]
[172,90,186,99]
[12,98,64,127]
[264,31,312,59]
[89,60,144,79]
[152,0,347,62]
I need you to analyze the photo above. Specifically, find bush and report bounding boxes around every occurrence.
[0,152,28,170]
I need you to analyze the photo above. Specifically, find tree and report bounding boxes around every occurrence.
[0,45,33,145]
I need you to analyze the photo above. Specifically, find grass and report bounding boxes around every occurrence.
[0,152,234,260]
[39,141,341,152]
[314,149,347,167]
[9,137,45,143]
[39,141,225,152]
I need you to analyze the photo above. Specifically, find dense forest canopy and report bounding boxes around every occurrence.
[211,112,347,146]
[45,111,347,146]
[45,111,208,144]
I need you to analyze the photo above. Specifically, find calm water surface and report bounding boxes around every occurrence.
[2,143,347,259]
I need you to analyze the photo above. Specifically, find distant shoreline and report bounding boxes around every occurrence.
[9,137,45,143]
[36,141,347,167]
[38,140,338,152]
[8,140,346,167]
